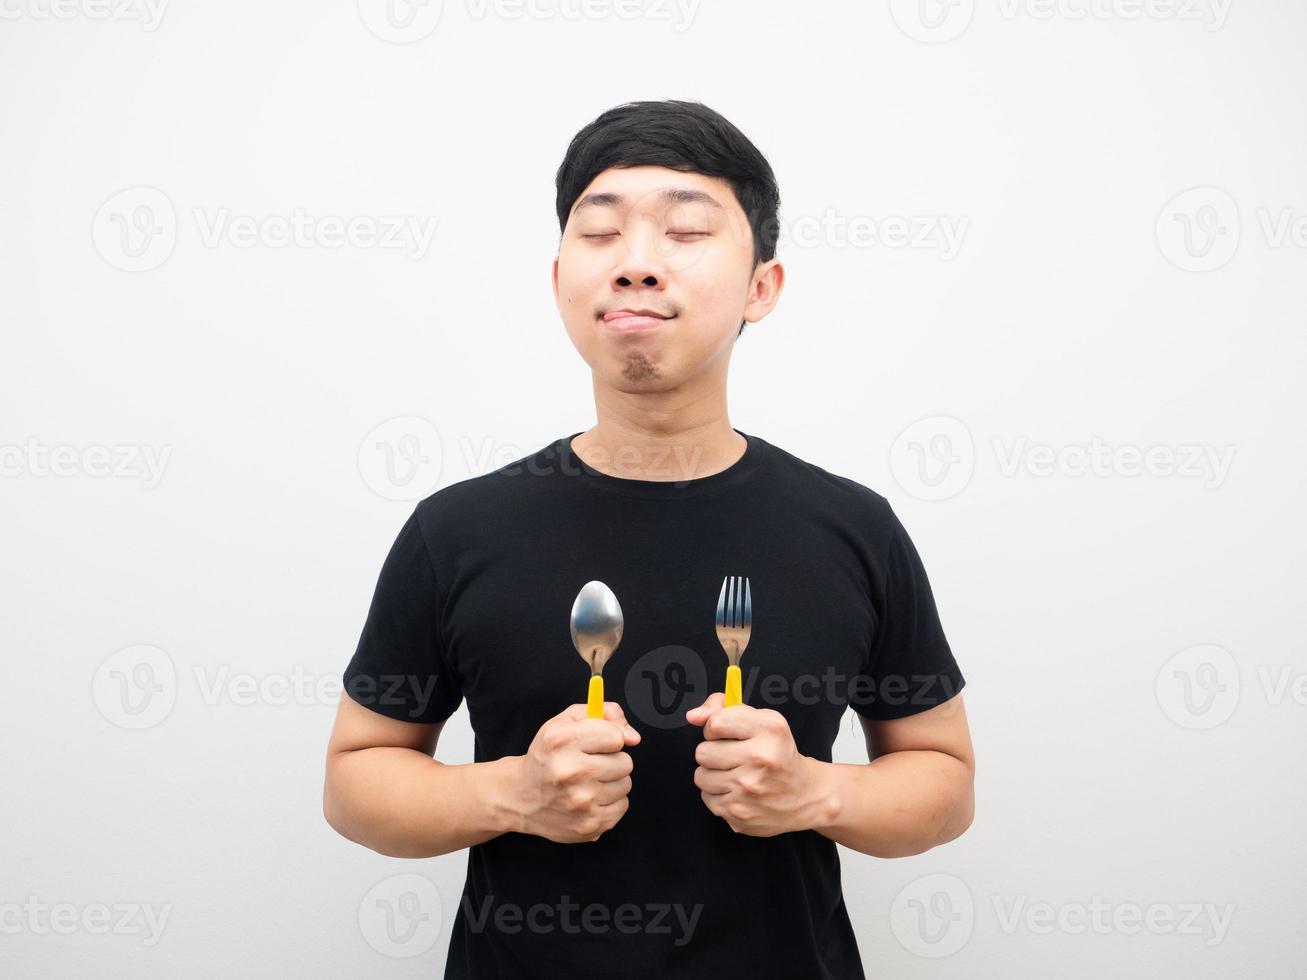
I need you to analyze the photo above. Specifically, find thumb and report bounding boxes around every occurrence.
[686,692,725,726]
[602,701,641,743]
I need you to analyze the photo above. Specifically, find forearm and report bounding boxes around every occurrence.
[802,750,974,858]
[325,747,524,859]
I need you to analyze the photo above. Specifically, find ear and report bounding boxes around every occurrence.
[743,259,785,326]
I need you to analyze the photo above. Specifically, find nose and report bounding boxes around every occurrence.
[611,217,667,291]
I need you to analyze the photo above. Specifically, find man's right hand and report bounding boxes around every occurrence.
[510,701,640,843]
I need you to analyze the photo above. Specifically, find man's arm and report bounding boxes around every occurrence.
[323,693,641,858]
[809,694,975,858]
[322,692,521,859]
[687,691,974,856]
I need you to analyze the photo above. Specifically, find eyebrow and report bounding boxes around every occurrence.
[570,187,725,218]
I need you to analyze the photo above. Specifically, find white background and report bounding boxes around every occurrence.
[2,0,1304,976]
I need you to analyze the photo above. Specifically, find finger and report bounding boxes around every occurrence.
[601,702,642,742]
[592,751,634,782]
[703,705,759,741]
[593,796,629,828]
[693,739,742,771]
[685,691,726,725]
[693,766,732,795]
[573,718,627,754]
[593,775,632,805]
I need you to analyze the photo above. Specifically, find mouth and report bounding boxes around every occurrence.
[602,310,674,333]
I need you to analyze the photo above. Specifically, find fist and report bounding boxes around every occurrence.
[516,701,641,844]
[686,693,823,838]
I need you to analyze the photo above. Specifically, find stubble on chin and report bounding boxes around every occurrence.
[621,351,660,383]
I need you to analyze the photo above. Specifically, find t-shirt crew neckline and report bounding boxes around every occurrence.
[559,428,768,500]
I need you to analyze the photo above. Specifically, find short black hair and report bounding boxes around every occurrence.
[555,100,780,339]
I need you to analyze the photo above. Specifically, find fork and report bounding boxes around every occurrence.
[715,575,752,707]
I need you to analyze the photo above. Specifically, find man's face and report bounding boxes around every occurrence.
[552,165,780,391]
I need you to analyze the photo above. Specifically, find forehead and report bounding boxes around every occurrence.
[568,166,741,222]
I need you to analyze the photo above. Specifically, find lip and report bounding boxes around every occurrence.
[602,310,673,333]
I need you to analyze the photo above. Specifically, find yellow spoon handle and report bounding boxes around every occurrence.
[586,674,605,718]
[724,664,742,707]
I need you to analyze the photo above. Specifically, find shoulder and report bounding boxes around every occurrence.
[408,437,563,531]
[759,436,898,531]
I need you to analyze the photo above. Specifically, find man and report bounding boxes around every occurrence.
[324,99,974,979]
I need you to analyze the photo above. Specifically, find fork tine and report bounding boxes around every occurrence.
[715,575,728,628]
[742,577,751,629]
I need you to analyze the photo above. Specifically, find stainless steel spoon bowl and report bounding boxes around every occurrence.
[570,580,624,675]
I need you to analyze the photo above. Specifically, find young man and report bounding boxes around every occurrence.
[324,100,974,979]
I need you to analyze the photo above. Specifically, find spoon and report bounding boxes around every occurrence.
[570,580,624,719]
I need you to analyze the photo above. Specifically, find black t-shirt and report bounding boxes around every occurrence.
[343,429,966,979]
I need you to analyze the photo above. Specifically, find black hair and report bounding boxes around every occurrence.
[554,100,780,339]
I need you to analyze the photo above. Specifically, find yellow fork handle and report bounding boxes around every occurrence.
[586,674,605,718]
[724,664,742,707]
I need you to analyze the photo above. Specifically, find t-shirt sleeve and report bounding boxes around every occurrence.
[851,505,966,721]
[342,508,463,724]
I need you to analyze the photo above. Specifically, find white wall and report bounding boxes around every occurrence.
[2,0,1303,976]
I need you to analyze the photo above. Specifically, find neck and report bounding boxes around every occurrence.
[571,383,746,483]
